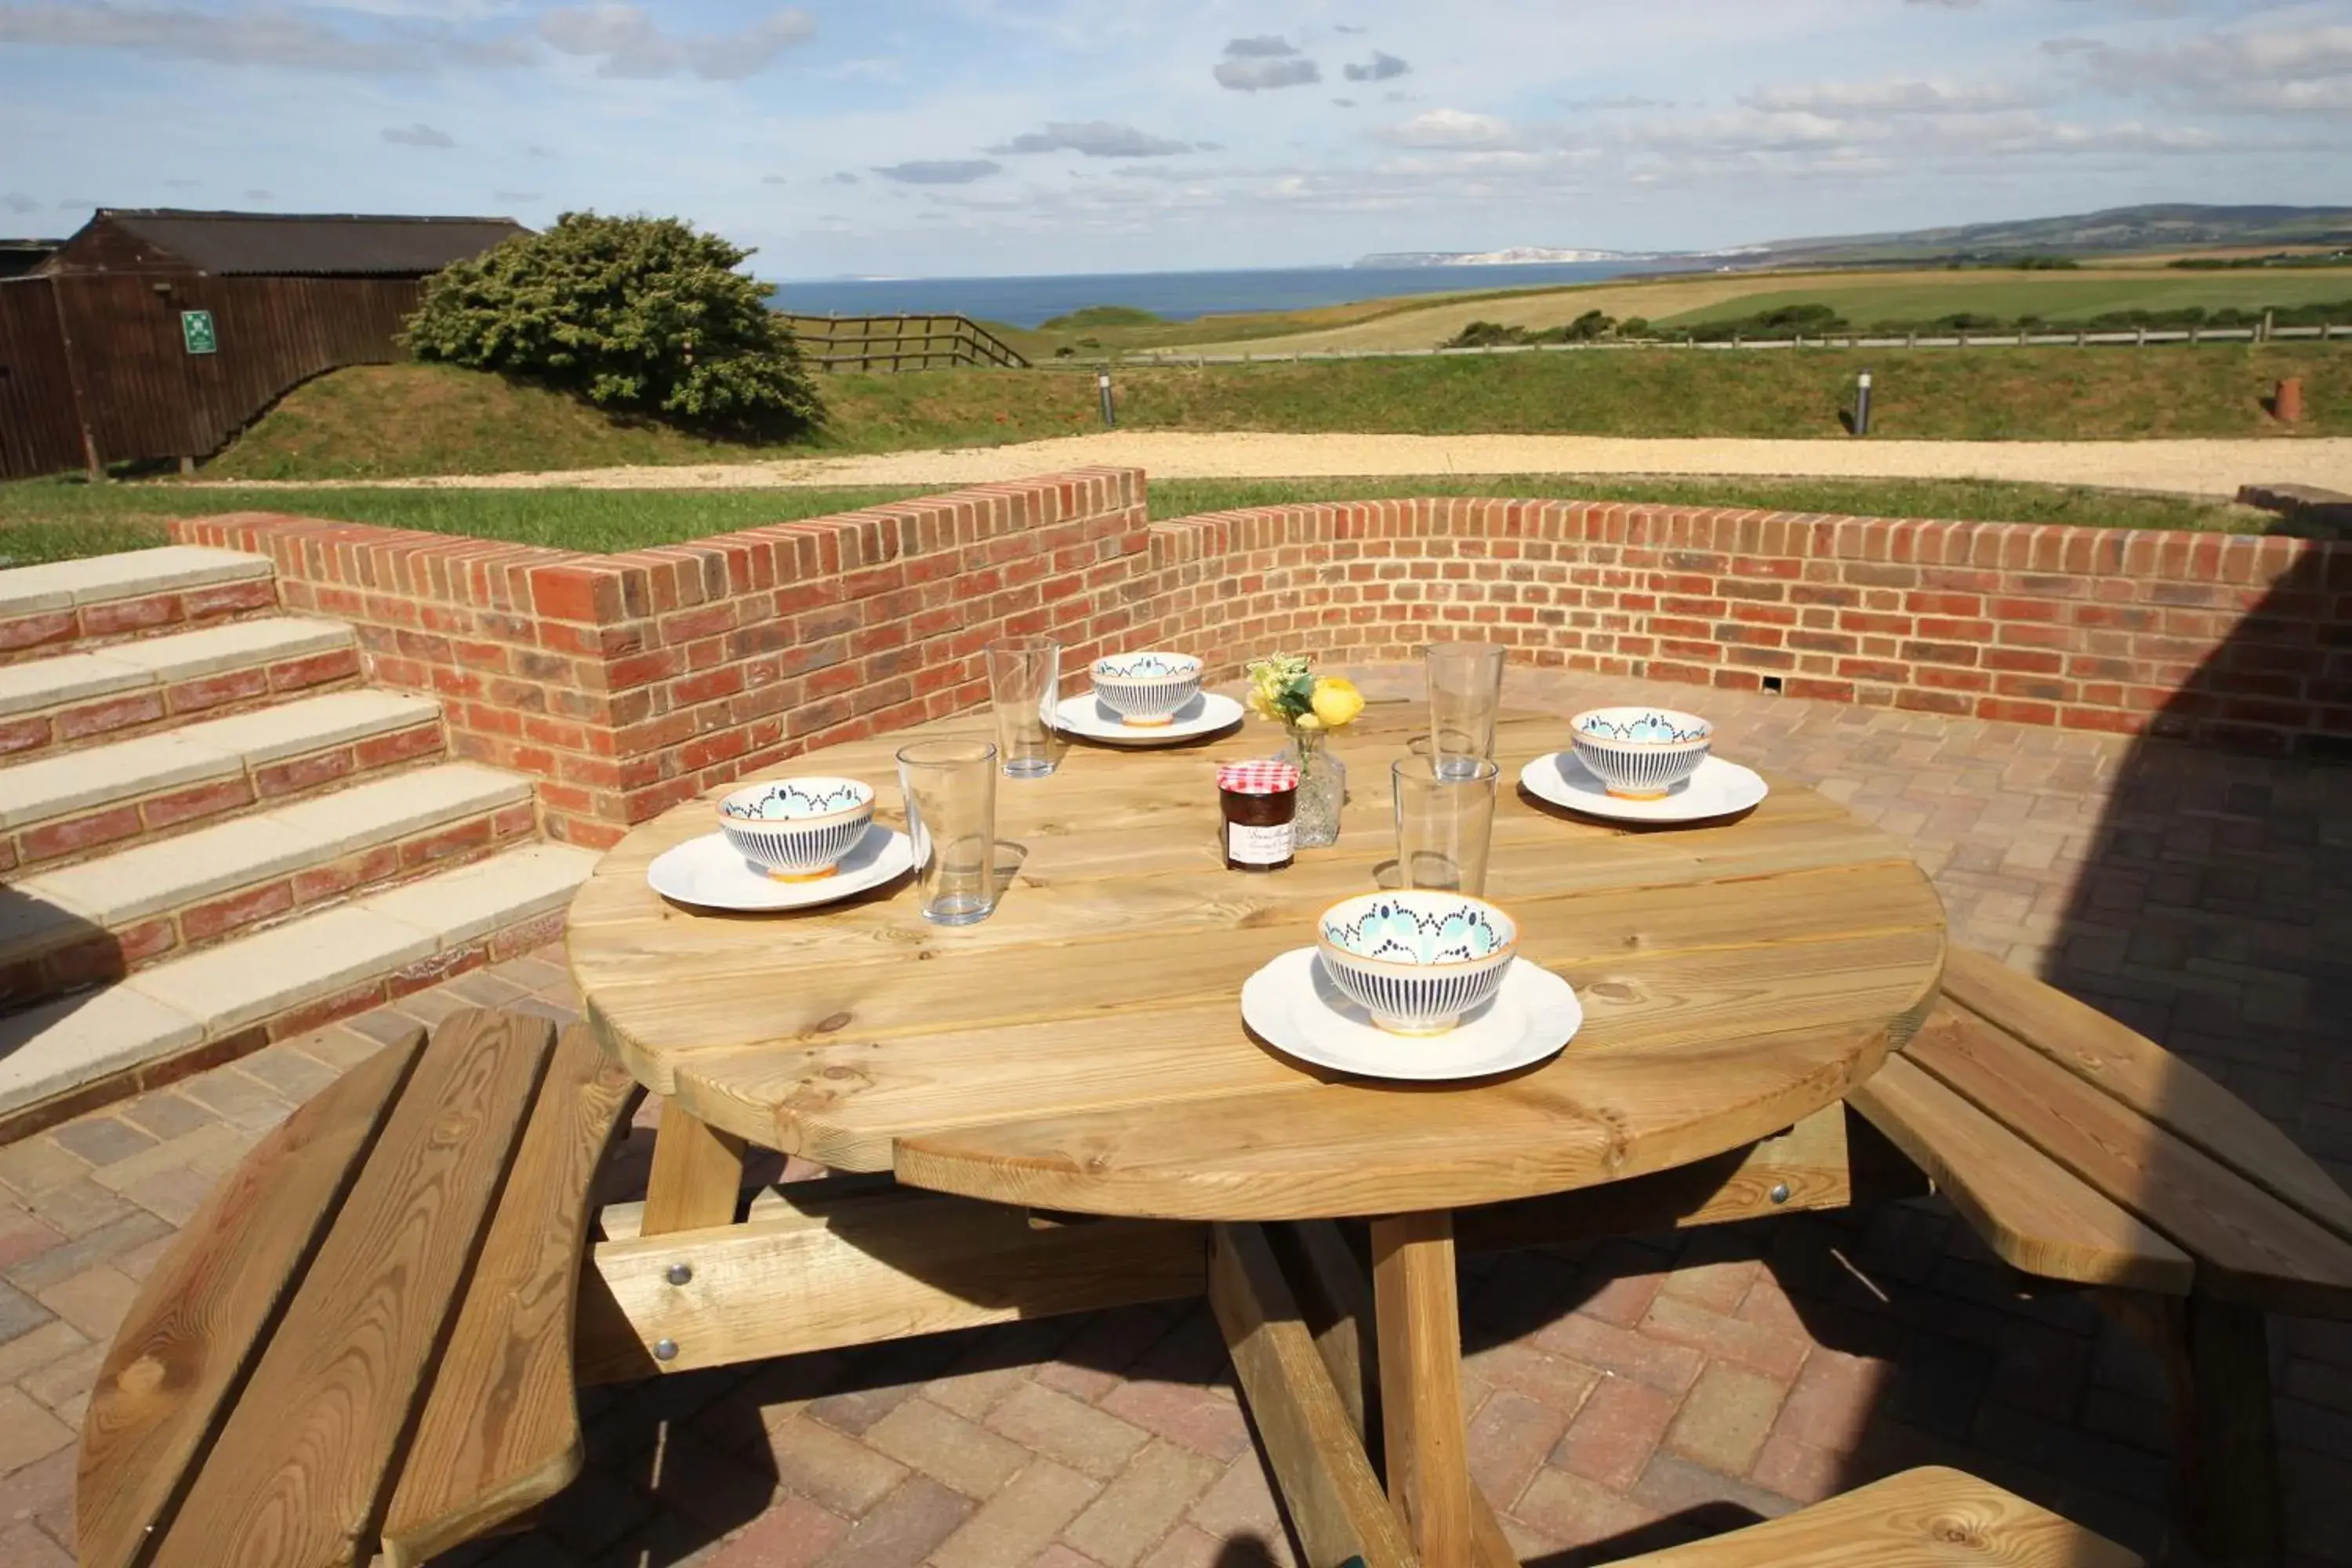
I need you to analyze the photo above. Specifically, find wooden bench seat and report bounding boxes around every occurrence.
[1611,1465,2140,1567]
[1849,946,2352,1564]
[75,1010,637,1568]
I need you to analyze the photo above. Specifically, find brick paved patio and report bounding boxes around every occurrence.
[2,669,2346,1568]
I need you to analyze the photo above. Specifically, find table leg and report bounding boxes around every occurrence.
[1370,1211,1474,1568]
[640,1103,748,1236]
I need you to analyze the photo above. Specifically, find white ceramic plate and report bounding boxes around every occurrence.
[1240,947,1582,1083]
[648,825,913,912]
[1519,752,1769,825]
[1054,690,1245,746]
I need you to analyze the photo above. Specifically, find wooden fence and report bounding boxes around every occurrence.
[775,313,1028,372]
[0,274,420,480]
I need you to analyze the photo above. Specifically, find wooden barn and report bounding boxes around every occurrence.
[0,209,527,479]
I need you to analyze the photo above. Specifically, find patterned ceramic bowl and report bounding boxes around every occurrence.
[717,776,875,880]
[1090,652,1203,727]
[1569,707,1713,800]
[1315,891,1519,1036]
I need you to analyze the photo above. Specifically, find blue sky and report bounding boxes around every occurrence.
[2,1,2347,278]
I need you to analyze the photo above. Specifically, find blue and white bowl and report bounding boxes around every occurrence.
[717,776,875,881]
[1090,652,1203,727]
[1315,891,1519,1036]
[1570,707,1713,800]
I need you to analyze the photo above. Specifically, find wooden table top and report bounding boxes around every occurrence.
[567,699,1946,1221]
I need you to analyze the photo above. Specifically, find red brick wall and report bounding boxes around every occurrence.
[1139,498,2349,755]
[172,473,2350,845]
[175,470,1154,846]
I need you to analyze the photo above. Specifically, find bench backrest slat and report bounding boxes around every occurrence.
[147,1012,557,1568]
[1907,1007,2352,1316]
[76,1026,427,1568]
[1941,948,2352,1243]
[378,1029,638,1567]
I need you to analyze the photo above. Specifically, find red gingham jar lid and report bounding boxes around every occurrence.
[1218,760,1300,796]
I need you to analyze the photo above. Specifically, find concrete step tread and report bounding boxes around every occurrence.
[0,547,270,619]
[0,689,441,830]
[7,761,533,935]
[0,618,353,718]
[0,841,598,1121]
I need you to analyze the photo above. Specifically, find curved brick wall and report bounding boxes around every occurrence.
[172,466,2349,844]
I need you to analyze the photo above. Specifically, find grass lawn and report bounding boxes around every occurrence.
[180,344,2352,488]
[0,473,2270,568]
[1658,271,2352,327]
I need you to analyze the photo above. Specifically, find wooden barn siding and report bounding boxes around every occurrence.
[0,274,421,479]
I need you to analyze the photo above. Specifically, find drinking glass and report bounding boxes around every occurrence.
[896,739,1000,925]
[1392,754,1499,895]
[986,636,1062,779]
[1426,641,1507,780]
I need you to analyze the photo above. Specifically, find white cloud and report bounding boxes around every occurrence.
[1344,50,1409,82]
[988,122,1196,157]
[535,4,814,81]
[383,121,455,147]
[1214,34,1319,91]
[0,1,530,71]
[1743,78,2042,114]
[2065,23,2352,116]
[1377,107,1515,149]
[871,159,1002,184]
[2,192,37,214]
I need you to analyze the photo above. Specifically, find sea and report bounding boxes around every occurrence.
[764,260,1693,328]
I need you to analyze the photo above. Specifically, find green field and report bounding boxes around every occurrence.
[1659,271,2352,327]
[0,473,2279,568]
[183,345,2352,488]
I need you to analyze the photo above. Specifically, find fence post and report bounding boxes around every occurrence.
[2137,325,2147,347]
[2262,309,2274,343]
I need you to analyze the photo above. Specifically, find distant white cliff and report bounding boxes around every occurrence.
[1356,247,1646,267]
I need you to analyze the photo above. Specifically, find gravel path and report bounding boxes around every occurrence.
[195,431,2352,498]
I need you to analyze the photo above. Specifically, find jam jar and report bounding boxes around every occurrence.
[1218,760,1300,873]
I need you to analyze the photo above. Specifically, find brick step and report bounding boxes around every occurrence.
[0,841,598,1142]
[0,546,277,665]
[0,762,538,1008]
[0,617,360,761]
[0,688,445,874]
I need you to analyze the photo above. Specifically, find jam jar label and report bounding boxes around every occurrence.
[1227,820,1294,866]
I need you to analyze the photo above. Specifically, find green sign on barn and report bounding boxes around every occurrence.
[180,310,217,355]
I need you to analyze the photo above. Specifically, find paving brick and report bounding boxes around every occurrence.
[0,1278,53,1345]
[864,1398,1029,1500]
[1183,1456,1295,1566]
[0,1319,85,1385]
[0,1140,86,1200]
[757,1416,909,1518]
[1665,1362,1789,1476]
[704,1494,849,1568]
[1549,1373,1680,1492]
[1466,1388,1573,1513]
[0,1386,73,1477]
[1631,1451,1800,1525]
[930,1458,1099,1568]
[811,1476,971,1568]
[983,1381,1152,1480]
[1642,1293,1811,1381]
[1535,1311,1705,1396]
[34,1263,136,1339]
[0,1210,64,1275]
[1097,1380,1251,1464]
[0,1522,71,1567]
[1513,1465,1661,1551]
[0,1442,74,1539]
[113,1091,220,1143]
[1062,1439,1222,1568]
[4,1209,169,1294]
[46,1116,157,1168]
[1769,1346,1887,1455]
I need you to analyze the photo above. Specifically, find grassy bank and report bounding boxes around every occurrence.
[0,474,2272,568]
[190,343,2352,485]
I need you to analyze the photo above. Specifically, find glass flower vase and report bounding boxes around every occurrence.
[1282,726,1347,848]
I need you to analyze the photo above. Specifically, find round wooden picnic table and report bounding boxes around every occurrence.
[568,692,1944,1566]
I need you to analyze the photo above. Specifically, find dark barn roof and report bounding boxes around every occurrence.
[64,209,528,278]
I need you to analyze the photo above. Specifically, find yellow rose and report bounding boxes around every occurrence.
[1292,711,1324,732]
[1310,677,1364,729]
[1246,687,1281,721]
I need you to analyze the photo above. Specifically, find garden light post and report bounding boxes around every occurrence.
[1853,368,1873,437]
[1098,369,1116,428]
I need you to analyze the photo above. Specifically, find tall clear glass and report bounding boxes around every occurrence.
[1426,641,1507,780]
[986,636,1061,779]
[1392,754,1499,895]
[896,739,1000,925]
